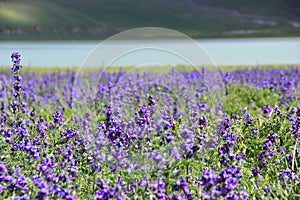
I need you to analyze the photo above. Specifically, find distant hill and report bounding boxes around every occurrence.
[0,0,299,40]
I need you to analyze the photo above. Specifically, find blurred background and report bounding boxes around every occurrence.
[1,0,299,39]
[0,0,299,67]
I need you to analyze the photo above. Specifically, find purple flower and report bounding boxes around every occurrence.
[229,152,235,160]
[267,132,277,143]
[33,153,40,160]
[150,181,159,190]
[136,104,152,126]
[181,182,190,195]
[218,145,229,154]
[3,129,13,138]
[235,152,246,161]
[267,148,275,157]
[257,152,265,160]
[70,166,78,174]
[16,126,29,137]
[0,162,6,172]
[60,161,66,169]
[52,110,63,124]
[66,194,77,200]
[251,168,259,176]
[223,118,232,129]
[199,116,208,129]
[117,193,125,200]
[258,162,266,168]
[11,52,21,63]
[231,113,239,119]
[243,113,254,125]
[149,150,163,163]
[239,190,248,200]
[262,103,272,117]
[286,154,292,162]
[130,181,136,190]
[158,180,165,189]
[200,168,217,189]
[36,188,49,199]
[226,166,242,178]
[251,128,258,135]
[166,132,174,142]
[138,179,147,187]
[262,139,272,150]
[263,185,270,194]
[278,146,286,153]
[0,184,4,194]
[223,132,237,146]
[148,95,156,106]
[279,168,296,182]
[11,65,22,74]
[224,177,238,190]
[226,191,239,200]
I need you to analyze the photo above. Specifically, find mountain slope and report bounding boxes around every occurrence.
[0,0,299,40]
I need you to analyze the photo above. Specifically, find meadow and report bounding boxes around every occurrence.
[0,53,299,200]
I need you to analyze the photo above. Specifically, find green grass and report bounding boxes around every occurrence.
[0,0,299,40]
[1,64,299,75]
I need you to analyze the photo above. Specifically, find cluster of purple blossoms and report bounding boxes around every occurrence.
[0,166,30,199]
[243,113,254,126]
[52,109,64,124]
[290,106,300,137]
[136,104,152,126]
[198,115,208,130]
[93,178,117,200]
[148,180,169,199]
[10,52,24,113]
[11,52,22,73]
[217,118,246,165]
[171,179,193,200]
[255,132,278,171]
[135,96,156,127]
[279,168,297,182]
[200,166,248,200]
[262,103,272,117]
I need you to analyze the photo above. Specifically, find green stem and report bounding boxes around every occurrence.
[166,167,170,194]
[292,139,298,171]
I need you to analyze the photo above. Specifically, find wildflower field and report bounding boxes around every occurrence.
[0,53,299,200]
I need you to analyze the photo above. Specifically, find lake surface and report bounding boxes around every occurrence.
[0,38,299,67]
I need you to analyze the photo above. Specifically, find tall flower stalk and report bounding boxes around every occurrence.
[10,52,23,114]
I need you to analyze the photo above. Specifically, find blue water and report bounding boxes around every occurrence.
[0,38,299,67]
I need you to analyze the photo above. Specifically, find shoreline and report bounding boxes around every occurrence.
[1,64,300,74]
[0,35,299,42]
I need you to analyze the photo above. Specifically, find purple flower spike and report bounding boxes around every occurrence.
[148,95,156,106]
[224,177,238,190]
[52,110,63,124]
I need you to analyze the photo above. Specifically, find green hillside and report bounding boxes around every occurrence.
[0,0,299,40]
